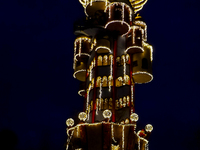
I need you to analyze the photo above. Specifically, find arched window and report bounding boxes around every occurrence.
[91,78,94,89]
[124,75,130,85]
[123,96,126,107]
[142,58,148,69]
[116,77,123,87]
[135,28,142,46]
[127,96,130,107]
[119,98,123,108]
[104,98,108,109]
[97,55,102,66]
[103,55,108,66]
[96,76,102,87]
[121,55,125,65]
[108,55,113,65]
[126,54,130,64]
[109,98,112,109]
[108,75,113,87]
[102,76,108,87]
[100,98,104,110]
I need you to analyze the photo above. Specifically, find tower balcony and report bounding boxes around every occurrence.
[73,61,87,82]
[79,0,109,16]
[125,25,145,54]
[132,42,153,84]
[105,2,133,36]
[74,36,91,62]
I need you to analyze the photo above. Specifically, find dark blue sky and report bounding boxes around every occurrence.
[0,0,200,150]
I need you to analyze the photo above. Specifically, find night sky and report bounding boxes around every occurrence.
[0,0,200,150]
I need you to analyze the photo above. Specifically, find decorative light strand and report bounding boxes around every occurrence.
[122,126,125,150]
[131,85,134,114]
[73,69,86,79]
[105,20,131,36]
[111,123,117,143]
[109,55,113,92]
[98,81,102,112]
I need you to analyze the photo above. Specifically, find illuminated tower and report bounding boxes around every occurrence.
[66,0,153,150]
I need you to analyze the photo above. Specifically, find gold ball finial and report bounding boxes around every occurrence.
[130,113,139,122]
[66,118,74,127]
[145,124,153,132]
[103,109,112,119]
[78,112,87,121]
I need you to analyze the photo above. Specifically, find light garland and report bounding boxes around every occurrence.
[95,46,111,53]
[131,85,134,113]
[143,42,153,61]
[109,55,113,91]
[111,123,117,143]
[78,89,85,97]
[73,69,86,79]
[74,37,91,61]
[103,109,112,119]
[135,21,147,41]
[96,98,99,115]
[130,113,139,122]
[98,81,102,112]
[122,126,125,150]
[125,46,144,53]
[105,20,131,36]
[105,2,133,21]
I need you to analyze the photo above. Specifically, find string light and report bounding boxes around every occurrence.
[122,126,125,150]
[95,46,111,53]
[111,123,117,143]
[131,85,134,113]
[78,90,85,97]
[73,69,86,79]
[125,46,144,53]
[105,20,131,36]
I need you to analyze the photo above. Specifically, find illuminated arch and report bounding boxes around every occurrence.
[121,55,125,65]
[97,55,102,66]
[116,76,123,87]
[123,96,127,107]
[108,55,113,65]
[126,54,130,64]
[103,55,108,66]
[96,76,102,87]
[108,75,113,87]
[124,75,130,85]
[102,76,108,87]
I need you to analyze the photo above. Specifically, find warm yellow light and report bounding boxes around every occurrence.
[78,112,87,121]
[130,113,139,122]
[145,124,153,132]
[66,118,74,127]
[103,109,112,119]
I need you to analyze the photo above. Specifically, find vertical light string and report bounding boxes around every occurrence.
[138,138,140,150]
[122,3,125,24]
[111,123,117,143]
[122,126,125,150]
[92,54,98,123]
[109,55,113,92]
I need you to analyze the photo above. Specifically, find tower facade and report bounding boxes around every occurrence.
[66,0,153,149]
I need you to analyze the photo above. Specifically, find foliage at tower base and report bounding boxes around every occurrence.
[66,0,154,149]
